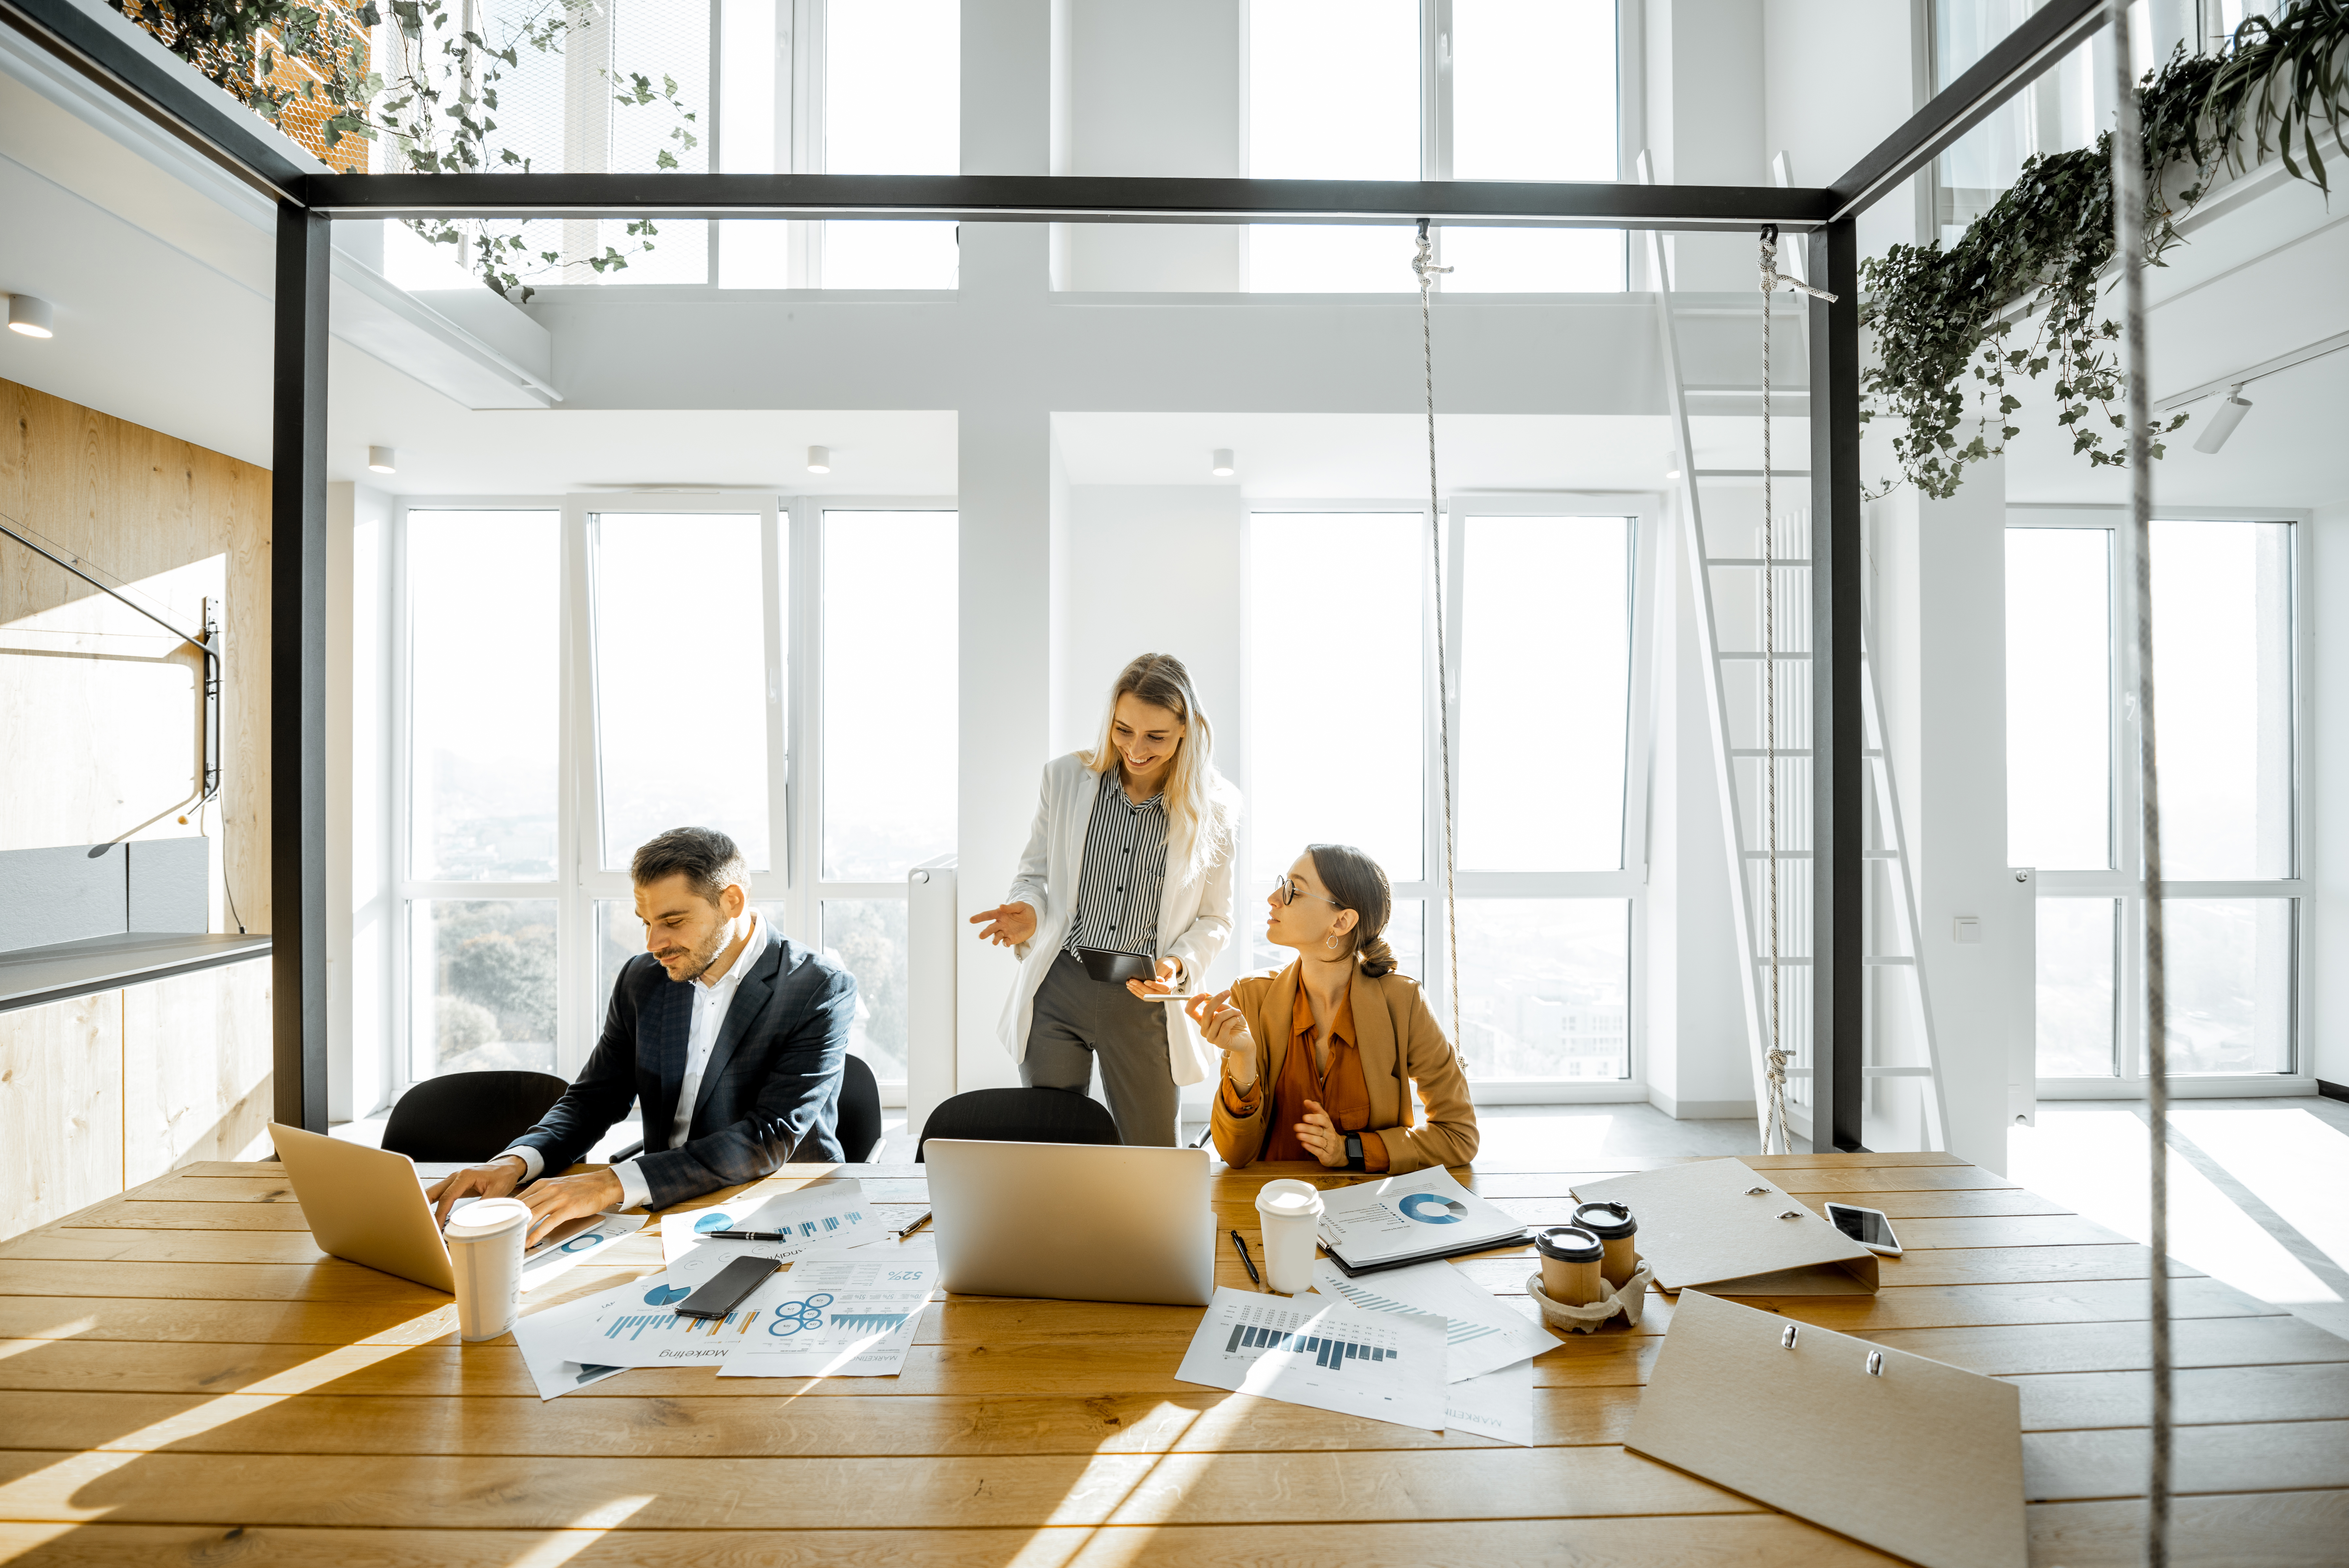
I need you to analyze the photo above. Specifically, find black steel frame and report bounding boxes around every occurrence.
[1,0,2105,1140]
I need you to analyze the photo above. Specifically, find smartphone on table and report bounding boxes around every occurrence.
[671,1254,782,1319]
[1823,1201,1903,1257]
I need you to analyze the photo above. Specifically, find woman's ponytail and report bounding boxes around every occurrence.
[1306,843,1399,978]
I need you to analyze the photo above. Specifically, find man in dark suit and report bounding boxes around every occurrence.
[427,826,855,1243]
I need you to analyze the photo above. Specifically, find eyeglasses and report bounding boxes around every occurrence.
[1271,876,1342,909]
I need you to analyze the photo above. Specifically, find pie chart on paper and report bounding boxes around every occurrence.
[642,1283,691,1306]
[1399,1193,1468,1225]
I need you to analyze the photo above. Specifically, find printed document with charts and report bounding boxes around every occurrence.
[1176,1286,1448,1432]
[660,1180,875,1267]
[1316,1167,1527,1274]
[718,1241,940,1379]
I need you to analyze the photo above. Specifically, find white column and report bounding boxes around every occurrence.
[2307,502,2349,1092]
[1873,464,2032,1171]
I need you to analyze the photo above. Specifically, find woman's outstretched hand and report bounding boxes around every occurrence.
[968,901,1037,947]
[1295,1099,1348,1167]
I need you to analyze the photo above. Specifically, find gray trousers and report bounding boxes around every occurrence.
[1022,950,1179,1146]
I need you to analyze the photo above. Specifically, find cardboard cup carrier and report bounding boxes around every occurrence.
[1254,1179,1325,1294]
[445,1196,532,1341]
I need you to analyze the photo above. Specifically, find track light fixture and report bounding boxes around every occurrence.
[1211,448,1236,478]
[807,445,831,474]
[2191,386,2252,454]
[6,295,54,338]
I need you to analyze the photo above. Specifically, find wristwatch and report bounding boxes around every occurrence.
[1344,1133,1365,1170]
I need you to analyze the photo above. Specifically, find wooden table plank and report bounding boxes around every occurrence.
[0,1516,1917,1567]
[2010,1362,2349,1431]
[2025,1419,2349,1501]
[2028,1490,2349,1567]
[0,1447,1756,1528]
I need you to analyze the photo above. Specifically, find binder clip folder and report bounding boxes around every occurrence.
[1571,1158,1879,1295]
[1628,1291,2026,1568]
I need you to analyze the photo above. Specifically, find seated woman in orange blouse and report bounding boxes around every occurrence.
[1188,843,1477,1172]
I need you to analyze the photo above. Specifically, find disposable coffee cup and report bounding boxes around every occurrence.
[1533,1225,1605,1307]
[445,1196,531,1342]
[1254,1178,1325,1295]
[1572,1201,1640,1288]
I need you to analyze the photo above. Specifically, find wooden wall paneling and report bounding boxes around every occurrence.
[0,994,123,1242]
[122,959,274,1187]
[0,375,270,933]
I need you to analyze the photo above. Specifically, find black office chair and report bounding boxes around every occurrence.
[379,1070,570,1163]
[915,1086,1122,1163]
[607,1052,883,1163]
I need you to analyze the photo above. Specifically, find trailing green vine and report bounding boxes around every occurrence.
[1860,1,2349,500]
[114,0,700,301]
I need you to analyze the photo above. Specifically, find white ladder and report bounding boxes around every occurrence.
[1637,169,1949,1152]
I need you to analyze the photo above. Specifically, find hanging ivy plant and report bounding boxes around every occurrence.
[114,0,700,302]
[1859,1,2349,500]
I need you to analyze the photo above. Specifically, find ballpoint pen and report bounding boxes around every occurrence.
[889,1210,933,1241]
[701,1229,790,1242]
[1228,1229,1263,1289]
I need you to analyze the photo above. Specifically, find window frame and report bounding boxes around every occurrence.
[1237,0,1631,292]
[389,489,954,1105]
[2009,502,2313,1097]
[1239,491,1658,1102]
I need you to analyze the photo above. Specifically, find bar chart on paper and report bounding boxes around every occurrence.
[1176,1287,1446,1431]
[1311,1257,1560,1382]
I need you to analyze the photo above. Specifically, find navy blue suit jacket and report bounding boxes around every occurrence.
[511,927,855,1210]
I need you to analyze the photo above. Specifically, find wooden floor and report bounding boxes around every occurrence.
[0,1151,2342,1566]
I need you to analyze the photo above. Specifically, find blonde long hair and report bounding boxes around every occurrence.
[1086,653,1237,882]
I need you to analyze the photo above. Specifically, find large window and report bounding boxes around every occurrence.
[718,0,960,288]
[2006,512,2301,1085]
[1246,503,1648,1086]
[397,496,955,1095]
[1245,0,1623,293]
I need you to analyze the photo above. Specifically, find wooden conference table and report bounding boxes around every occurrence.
[0,1150,2342,1565]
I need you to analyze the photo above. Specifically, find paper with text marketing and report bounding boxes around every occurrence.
[659,1180,874,1266]
[1309,1257,1559,1382]
[717,1246,940,1378]
[1440,1357,1535,1446]
[1175,1286,1446,1432]
[532,1266,790,1368]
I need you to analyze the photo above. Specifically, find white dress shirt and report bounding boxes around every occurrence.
[500,911,761,1211]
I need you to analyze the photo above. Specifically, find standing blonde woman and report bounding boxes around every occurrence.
[971,654,1240,1144]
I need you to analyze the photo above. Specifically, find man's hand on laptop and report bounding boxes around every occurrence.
[514,1167,626,1245]
[425,1156,527,1226]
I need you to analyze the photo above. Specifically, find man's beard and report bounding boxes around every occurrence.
[660,920,732,984]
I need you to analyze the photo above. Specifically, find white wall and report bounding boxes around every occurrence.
[2309,501,2349,1092]
[1873,465,2034,1170]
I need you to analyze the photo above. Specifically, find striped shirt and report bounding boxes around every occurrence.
[1063,765,1170,960]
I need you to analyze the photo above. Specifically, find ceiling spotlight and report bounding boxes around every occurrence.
[7,295,54,338]
[807,444,831,474]
[1211,447,1235,478]
[366,445,398,474]
[1663,451,1683,482]
[2191,385,2252,454]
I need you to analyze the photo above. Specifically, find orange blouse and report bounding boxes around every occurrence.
[1219,984,1390,1171]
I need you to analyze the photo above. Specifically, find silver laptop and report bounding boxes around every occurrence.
[926,1139,1214,1307]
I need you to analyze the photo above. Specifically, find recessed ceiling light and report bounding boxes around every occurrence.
[367,446,398,474]
[807,444,832,474]
[7,295,54,338]
[1211,447,1235,478]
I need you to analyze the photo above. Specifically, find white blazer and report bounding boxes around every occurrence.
[995,751,1239,1086]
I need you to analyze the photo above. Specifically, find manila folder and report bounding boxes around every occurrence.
[1571,1159,1879,1295]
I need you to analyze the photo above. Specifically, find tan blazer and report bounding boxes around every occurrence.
[1211,961,1479,1174]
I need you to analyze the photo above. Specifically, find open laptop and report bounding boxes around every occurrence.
[271,1122,608,1293]
[925,1138,1214,1307]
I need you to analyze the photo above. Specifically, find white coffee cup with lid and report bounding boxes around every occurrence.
[1253,1178,1325,1295]
[444,1196,532,1342]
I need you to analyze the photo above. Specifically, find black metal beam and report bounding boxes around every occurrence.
[302,171,1834,230]
[271,201,329,1133]
[0,0,313,200]
[1808,219,1865,1153]
[1826,0,2107,222]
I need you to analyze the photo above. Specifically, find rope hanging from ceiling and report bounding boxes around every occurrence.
[1412,220,1463,1054]
[1756,224,1835,1158]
